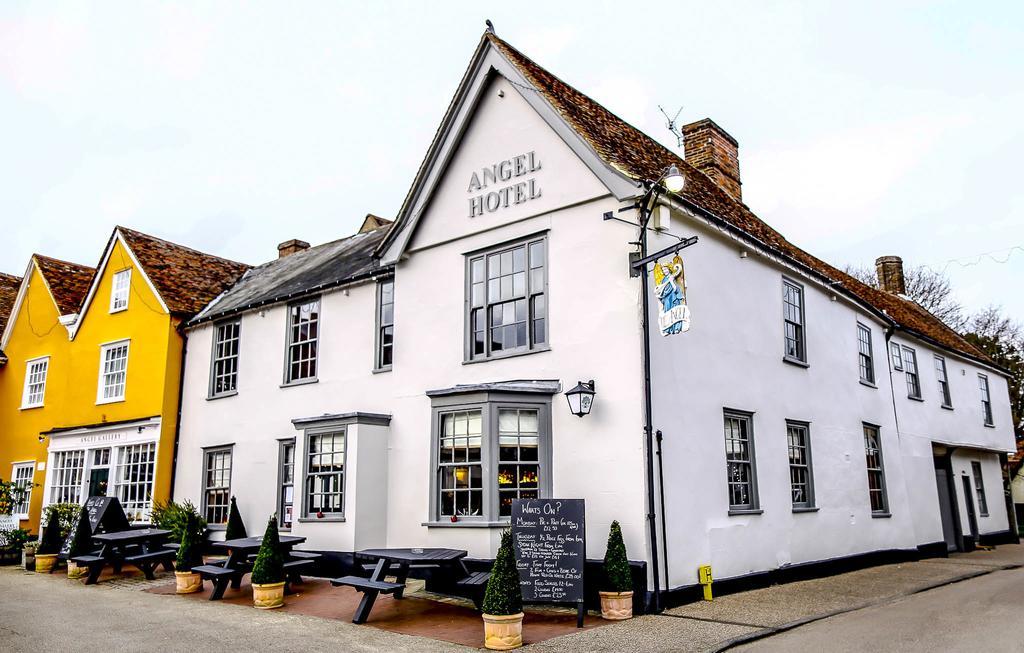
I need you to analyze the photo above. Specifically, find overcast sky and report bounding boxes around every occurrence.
[2,1,1021,320]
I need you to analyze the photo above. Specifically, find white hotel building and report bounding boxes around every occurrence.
[172,30,1017,610]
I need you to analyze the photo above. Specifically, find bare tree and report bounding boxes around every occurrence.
[964,306,1024,440]
[844,264,966,330]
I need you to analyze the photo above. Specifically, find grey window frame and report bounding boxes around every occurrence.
[786,420,815,510]
[464,234,549,363]
[283,297,320,385]
[209,318,241,398]
[782,278,806,365]
[857,323,875,385]
[863,423,889,515]
[890,342,903,370]
[934,355,952,408]
[277,438,296,529]
[201,445,233,525]
[374,278,394,371]
[724,409,760,514]
[302,429,347,519]
[978,374,993,426]
[427,391,553,525]
[902,346,921,399]
[971,461,989,516]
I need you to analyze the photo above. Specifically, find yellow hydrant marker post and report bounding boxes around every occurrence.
[698,565,713,601]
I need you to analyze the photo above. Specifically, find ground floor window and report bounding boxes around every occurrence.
[46,440,159,523]
[50,450,86,504]
[863,424,888,514]
[203,447,233,524]
[11,462,35,518]
[430,393,551,523]
[304,432,345,517]
[786,421,814,509]
[279,440,295,528]
[115,443,156,522]
[724,410,758,512]
[971,461,988,516]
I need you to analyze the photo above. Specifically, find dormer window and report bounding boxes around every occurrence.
[110,269,131,312]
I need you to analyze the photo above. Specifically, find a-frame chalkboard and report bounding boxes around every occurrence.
[59,496,131,560]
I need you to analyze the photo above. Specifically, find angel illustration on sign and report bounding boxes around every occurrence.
[654,254,691,336]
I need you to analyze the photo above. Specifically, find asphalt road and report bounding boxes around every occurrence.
[736,566,1024,652]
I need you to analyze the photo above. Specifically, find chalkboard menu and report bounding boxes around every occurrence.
[59,496,131,558]
[511,498,585,604]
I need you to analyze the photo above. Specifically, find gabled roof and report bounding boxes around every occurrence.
[0,272,22,336]
[386,30,988,367]
[190,224,391,325]
[33,254,95,315]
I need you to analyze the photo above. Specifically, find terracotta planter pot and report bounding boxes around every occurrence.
[599,590,634,620]
[34,553,57,574]
[175,571,204,594]
[67,561,88,580]
[252,581,286,609]
[482,612,524,651]
[23,545,36,570]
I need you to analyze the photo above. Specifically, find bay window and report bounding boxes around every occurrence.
[303,431,346,518]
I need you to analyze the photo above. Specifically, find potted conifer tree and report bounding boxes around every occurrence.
[599,520,634,620]
[175,510,205,594]
[65,508,93,579]
[34,509,62,573]
[481,529,524,651]
[225,497,246,540]
[250,515,285,609]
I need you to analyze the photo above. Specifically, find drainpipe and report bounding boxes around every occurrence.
[168,327,188,501]
[656,429,669,592]
[883,325,901,439]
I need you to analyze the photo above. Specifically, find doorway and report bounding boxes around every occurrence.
[88,448,111,496]
[961,474,978,547]
[934,467,958,552]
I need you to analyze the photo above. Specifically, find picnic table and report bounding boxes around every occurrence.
[194,534,310,600]
[74,528,174,585]
[333,548,470,624]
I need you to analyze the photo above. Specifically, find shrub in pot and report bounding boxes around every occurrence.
[225,497,247,541]
[481,529,524,650]
[250,515,285,609]
[175,510,205,594]
[35,509,62,573]
[42,503,80,540]
[599,520,633,620]
[0,527,30,565]
[152,499,207,544]
[65,508,94,579]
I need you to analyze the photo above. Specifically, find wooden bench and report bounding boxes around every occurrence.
[193,564,241,600]
[124,549,176,579]
[71,555,107,585]
[289,550,322,560]
[283,558,315,592]
[456,571,491,610]
[331,575,405,624]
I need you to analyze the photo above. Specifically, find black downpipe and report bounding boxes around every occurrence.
[656,429,669,592]
[638,188,662,613]
[168,328,188,500]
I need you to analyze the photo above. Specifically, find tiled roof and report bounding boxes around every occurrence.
[484,33,989,365]
[190,224,391,325]
[0,272,22,337]
[33,254,95,315]
[116,227,250,317]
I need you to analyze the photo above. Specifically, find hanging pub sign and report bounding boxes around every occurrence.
[467,151,543,217]
[511,498,586,627]
[654,254,691,336]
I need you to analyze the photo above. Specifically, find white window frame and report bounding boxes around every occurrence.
[978,374,994,426]
[284,297,320,385]
[49,450,86,505]
[10,462,35,519]
[114,443,157,523]
[21,356,49,409]
[97,340,130,404]
[110,268,131,313]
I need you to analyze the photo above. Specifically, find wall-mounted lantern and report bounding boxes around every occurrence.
[565,380,596,418]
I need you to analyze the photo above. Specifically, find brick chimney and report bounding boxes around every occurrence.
[875,256,906,295]
[277,239,310,258]
[682,118,742,201]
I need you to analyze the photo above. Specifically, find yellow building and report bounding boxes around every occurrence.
[0,228,247,530]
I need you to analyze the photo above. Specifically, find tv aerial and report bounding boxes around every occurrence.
[658,105,685,148]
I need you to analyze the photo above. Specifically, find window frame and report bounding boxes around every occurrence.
[781,278,807,365]
[857,323,875,386]
[890,342,904,370]
[863,423,889,516]
[786,420,815,510]
[971,461,989,517]
[114,442,157,523]
[10,462,35,519]
[109,268,131,313]
[208,318,241,398]
[374,278,395,371]
[283,297,321,386]
[96,340,130,404]
[201,445,233,526]
[277,438,296,529]
[464,234,549,363]
[978,374,994,426]
[934,355,952,408]
[301,429,347,520]
[724,409,760,514]
[21,356,49,409]
[427,392,553,525]
[902,346,921,400]
[49,450,86,506]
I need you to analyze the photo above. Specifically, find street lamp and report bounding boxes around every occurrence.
[663,164,685,193]
[565,380,596,418]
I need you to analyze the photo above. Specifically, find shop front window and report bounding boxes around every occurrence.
[50,450,85,505]
[115,443,156,522]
